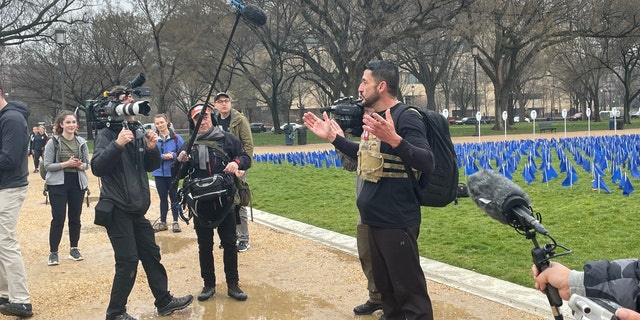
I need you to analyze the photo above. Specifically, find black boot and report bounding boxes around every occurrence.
[197,286,216,301]
[227,283,247,301]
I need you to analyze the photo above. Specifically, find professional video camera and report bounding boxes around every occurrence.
[320,96,364,136]
[86,73,152,131]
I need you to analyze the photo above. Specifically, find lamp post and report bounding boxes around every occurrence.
[409,85,415,105]
[54,29,67,110]
[471,45,479,135]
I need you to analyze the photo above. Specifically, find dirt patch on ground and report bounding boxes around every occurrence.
[14,128,638,319]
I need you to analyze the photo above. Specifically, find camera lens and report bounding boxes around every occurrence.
[115,101,151,116]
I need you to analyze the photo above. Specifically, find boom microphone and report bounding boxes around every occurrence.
[126,73,146,89]
[467,169,549,235]
[229,0,267,26]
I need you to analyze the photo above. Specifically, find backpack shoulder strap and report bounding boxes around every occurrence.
[394,105,427,197]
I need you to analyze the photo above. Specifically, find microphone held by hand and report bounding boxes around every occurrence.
[467,169,549,235]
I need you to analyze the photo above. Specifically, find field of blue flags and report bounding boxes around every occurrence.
[253,134,639,196]
[457,134,638,196]
[253,150,345,168]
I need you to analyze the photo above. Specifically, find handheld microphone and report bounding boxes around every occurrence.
[229,0,267,26]
[467,169,549,235]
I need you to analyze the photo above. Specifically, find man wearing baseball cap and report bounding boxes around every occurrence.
[176,103,251,302]
[212,92,254,253]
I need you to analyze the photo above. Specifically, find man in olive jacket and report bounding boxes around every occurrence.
[213,92,254,252]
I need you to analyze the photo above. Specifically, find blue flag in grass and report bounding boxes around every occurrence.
[593,163,606,179]
[499,165,513,180]
[542,162,558,183]
[611,166,621,184]
[582,158,591,173]
[591,172,611,193]
[623,177,635,196]
[562,172,577,187]
[523,165,534,185]
[632,165,640,179]
[562,163,578,187]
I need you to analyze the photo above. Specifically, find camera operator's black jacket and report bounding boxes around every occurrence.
[91,126,160,215]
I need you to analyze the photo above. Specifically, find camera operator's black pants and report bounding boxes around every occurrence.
[369,225,433,320]
[105,207,172,319]
[195,208,239,288]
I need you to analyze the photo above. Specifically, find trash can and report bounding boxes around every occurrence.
[283,125,294,145]
[609,119,625,130]
[297,127,307,145]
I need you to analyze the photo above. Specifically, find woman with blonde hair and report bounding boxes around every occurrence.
[43,110,90,266]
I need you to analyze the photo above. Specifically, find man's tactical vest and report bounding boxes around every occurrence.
[356,132,411,183]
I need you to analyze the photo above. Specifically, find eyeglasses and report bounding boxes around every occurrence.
[214,99,231,104]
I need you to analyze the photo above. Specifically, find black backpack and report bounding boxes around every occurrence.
[397,105,459,207]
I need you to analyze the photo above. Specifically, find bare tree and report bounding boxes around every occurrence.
[230,0,303,132]
[279,0,467,104]
[597,37,640,124]
[458,0,640,131]
[391,31,463,111]
[0,0,88,46]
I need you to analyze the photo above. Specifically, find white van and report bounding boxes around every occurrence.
[599,110,621,118]
[143,122,175,132]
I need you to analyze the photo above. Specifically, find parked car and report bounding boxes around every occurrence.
[513,116,530,123]
[631,110,640,119]
[250,123,267,133]
[271,123,304,133]
[455,117,477,125]
[481,117,495,124]
[448,118,457,125]
[142,122,175,132]
[568,112,583,121]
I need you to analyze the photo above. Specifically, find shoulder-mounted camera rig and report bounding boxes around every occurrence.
[85,73,152,132]
[320,96,364,136]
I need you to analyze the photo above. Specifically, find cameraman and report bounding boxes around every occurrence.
[532,260,640,320]
[91,87,193,320]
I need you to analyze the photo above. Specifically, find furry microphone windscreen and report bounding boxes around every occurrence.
[242,4,267,26]
[467,169,532,225]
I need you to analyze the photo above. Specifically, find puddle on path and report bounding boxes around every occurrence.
[132,282,343,320]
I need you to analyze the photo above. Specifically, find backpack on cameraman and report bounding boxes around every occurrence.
[396,105,459,207]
